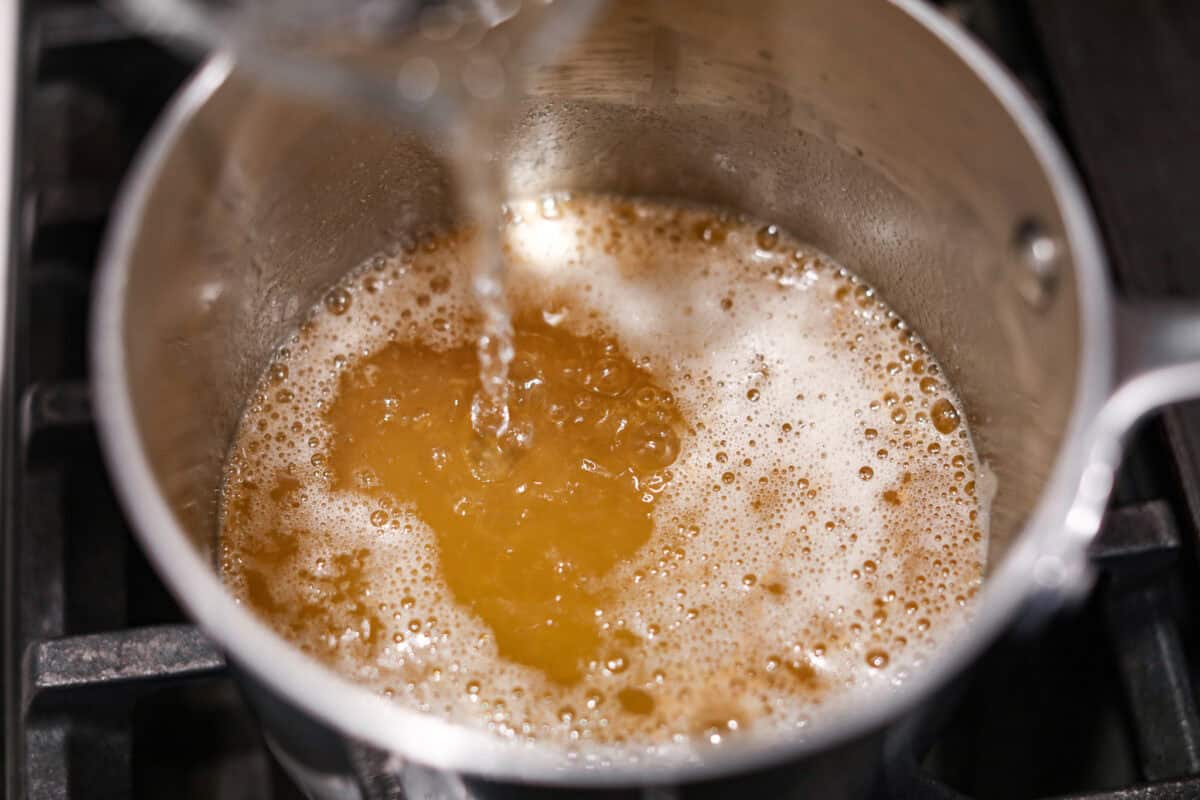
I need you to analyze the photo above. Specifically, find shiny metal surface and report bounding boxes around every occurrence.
[90,0,1200,791]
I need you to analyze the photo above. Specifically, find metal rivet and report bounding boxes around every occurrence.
[1014,218,1061,310]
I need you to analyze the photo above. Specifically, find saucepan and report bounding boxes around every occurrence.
[91,0,1200,797]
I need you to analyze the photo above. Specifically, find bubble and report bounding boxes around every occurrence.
[859,466,874,480]
[700,717,741,745]
[588,357,632,397]
[931,399,961,434]
[617,688,655,715]
[605,655,629,674]
[755,224,780,252]
[269,363,289,384]
[633,386,660,408]
[324,288,352,315]
[694,219,727,245]
[865,650,889,669]
[627,423,680,471]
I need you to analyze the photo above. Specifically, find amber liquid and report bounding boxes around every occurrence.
[220,196,987,750]
[327,317,683,686]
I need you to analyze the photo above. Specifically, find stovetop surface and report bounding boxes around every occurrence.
[4,1,1200,798]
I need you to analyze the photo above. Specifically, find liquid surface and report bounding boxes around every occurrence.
[220,196,989,752]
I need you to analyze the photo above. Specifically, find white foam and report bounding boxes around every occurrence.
[219,195,989,755]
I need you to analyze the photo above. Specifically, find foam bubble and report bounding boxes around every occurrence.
[219,195,990,757]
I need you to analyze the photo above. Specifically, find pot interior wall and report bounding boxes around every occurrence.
[117,0,1079,585]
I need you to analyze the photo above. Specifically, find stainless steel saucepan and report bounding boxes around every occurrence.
[91,1,1200,797]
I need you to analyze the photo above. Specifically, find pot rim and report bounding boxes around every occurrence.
[91,1,1113,786]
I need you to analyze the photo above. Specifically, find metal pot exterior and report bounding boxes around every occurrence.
[239,661,892,800]
[92,0,1200,795]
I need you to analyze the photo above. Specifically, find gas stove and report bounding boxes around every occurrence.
[3,1,1200,798]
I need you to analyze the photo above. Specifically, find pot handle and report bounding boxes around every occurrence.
[1013,302,1200,628]
[1111,302,1200,430]
[1083,302,1200,509]
[1056,302,1200,586]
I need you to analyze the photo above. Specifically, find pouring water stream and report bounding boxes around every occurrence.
[115,0,601,446]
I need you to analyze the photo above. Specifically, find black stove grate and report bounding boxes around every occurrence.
[3,3,304,798]
[3,1,1200,798]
